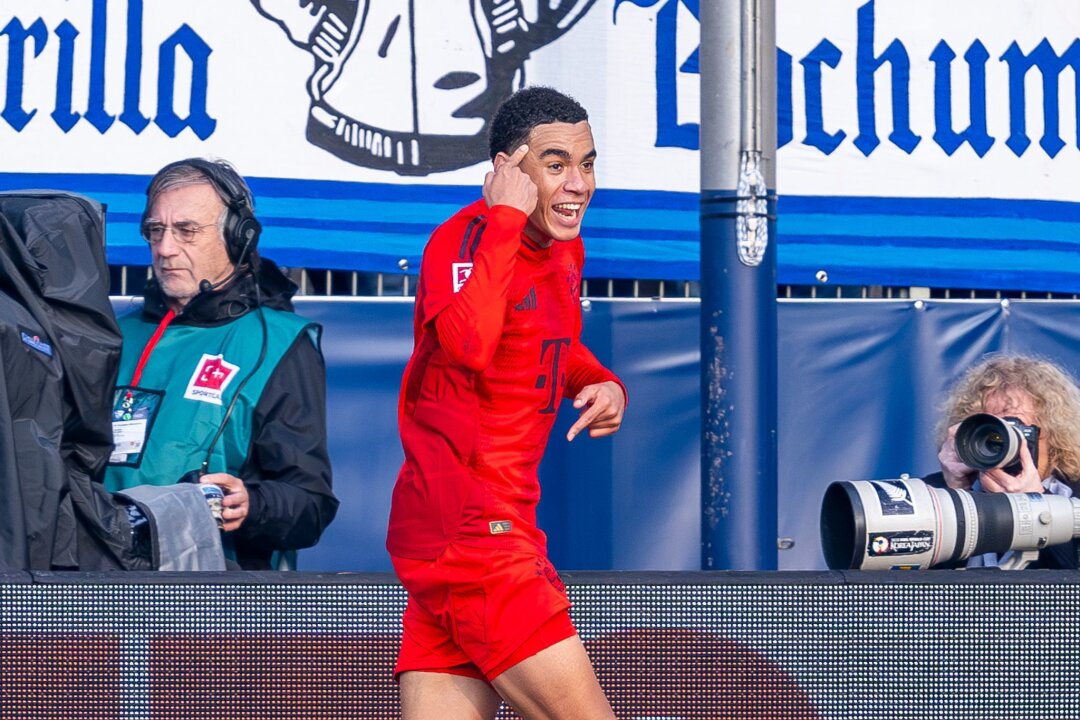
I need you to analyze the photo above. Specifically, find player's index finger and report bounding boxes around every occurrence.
[504,144,529,167]
[577,402,605,429]
[567,407,597,439]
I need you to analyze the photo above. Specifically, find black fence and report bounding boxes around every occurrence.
[108,263,1080,301]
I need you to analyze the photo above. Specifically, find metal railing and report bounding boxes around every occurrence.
[109,265,1080,301]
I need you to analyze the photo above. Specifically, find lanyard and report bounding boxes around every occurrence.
[129,309,176,387]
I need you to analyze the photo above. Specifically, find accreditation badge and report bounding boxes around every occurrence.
[108,385,165,467]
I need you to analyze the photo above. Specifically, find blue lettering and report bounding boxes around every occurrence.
[614,0,699,150]
[854,0,920,156]
[930,41,993,157]
[52,21,80,132]
[801,40,846,155]
[777,49,792,148]
[120,0,149,133]
[1,18,46,132]
[3,3,213,139]
[155,24,216,139]
[1001,39,1080,158]
[4,2,1080,163]
[86,0,114,133]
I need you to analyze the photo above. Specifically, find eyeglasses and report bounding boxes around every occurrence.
[141,221,218,245]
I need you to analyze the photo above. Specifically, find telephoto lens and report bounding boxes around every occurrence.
[820,478,1080,570]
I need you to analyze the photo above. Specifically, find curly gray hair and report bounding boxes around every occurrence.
[936,353,1080,483]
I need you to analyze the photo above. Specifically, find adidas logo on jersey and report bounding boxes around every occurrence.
[514,287,538,311]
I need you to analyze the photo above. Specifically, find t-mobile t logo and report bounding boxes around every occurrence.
[536,337,571,414]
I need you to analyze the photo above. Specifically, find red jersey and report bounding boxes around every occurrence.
[386,200,623,559]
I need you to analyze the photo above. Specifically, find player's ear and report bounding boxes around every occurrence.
[492,152,511,171]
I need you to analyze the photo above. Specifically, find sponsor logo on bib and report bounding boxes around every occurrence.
[184,354,240,405]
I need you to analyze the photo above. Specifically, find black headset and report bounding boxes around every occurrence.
[144,157,262,265]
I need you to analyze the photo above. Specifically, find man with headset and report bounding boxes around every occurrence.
[103,158,339,570]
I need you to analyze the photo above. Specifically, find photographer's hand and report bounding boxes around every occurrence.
[979,436,1043,494]
[939,423,976,490]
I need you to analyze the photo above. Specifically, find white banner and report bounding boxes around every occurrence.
[778,0,1080,203]
[0,0,698,190]
[1,1,1078,288]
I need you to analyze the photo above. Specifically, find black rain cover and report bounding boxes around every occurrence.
[0,191,147,570]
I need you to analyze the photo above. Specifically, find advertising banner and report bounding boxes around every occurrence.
[1,1,1078,289]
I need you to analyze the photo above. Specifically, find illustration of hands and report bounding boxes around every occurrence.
[251,0,597,174]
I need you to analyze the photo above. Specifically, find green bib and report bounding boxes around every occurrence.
[104,307,317,491]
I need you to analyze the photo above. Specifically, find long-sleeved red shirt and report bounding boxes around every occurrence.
[386,200,624,559]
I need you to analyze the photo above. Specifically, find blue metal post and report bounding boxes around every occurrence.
[700,0,778,569]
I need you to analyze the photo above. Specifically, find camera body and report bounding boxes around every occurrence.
[955,413,1040,476]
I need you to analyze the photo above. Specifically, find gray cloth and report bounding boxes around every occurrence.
[116,484,226,571]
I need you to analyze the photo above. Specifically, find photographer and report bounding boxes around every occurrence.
[925,353,1080,568]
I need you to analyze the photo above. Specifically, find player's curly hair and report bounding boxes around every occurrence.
[488,86,588,160]
[935,353,1080,482]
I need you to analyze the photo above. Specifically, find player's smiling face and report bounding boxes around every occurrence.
[517,121,596,246]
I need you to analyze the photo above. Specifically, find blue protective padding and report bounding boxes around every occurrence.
[289,298,703,572]
[108,297,1080,572]
[289,299,415,571]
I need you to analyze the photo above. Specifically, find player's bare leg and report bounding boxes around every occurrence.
[492,635,615,720]
[399,670,503,720]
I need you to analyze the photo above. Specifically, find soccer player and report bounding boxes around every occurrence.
[386,87,626,719]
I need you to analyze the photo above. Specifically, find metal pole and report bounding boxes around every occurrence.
[699,0,778,569]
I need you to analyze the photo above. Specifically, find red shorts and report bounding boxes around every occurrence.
[391,542,575,683]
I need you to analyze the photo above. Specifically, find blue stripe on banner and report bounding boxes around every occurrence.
[5,172,1080,290]
[0,173,149,194]
[779,195,1080,222]
[781,221,1080,250]
[0,172,698,210]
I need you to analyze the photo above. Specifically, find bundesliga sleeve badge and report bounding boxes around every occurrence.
[452,262,473,293]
